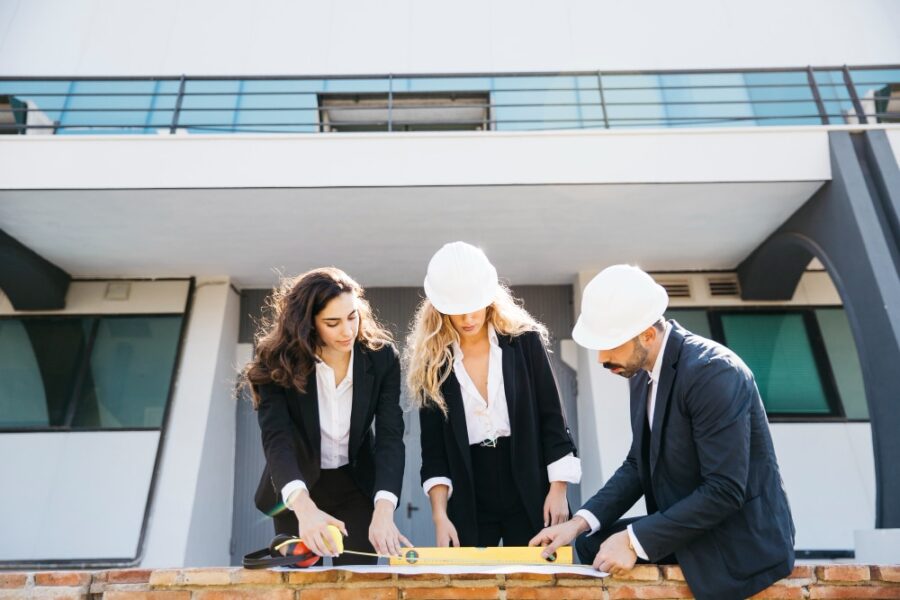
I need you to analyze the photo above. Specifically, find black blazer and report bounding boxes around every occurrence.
[581,321,795,600]
[419,330,577,545]
[254,342,404,514]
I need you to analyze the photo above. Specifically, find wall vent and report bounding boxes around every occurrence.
[658,279,692,299]
[708,276,741,297]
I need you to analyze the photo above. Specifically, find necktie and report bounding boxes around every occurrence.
[641,374,658,512]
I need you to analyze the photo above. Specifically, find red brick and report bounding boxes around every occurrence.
[396,573,450,583]
[749,585,805,599]
[148,570,181,587]
[449,574,502,582]
[340,570,394,582]
[507,588,604,600]
[34,571,92,587]
[106,569,154,584]
[662,566,685,582]
[874,567,900,583]
[230,569,284,585]
[612,566,661,581]
[788,565,815,579]
[555,576,605,586]
[608,584,694,599]
[286,569,342,584]
[104,593,192,600]
[193,591,294,600]
[299,588,396,600]
[809,586,900,599]
[26,593,86,600]
[92,572,109,583]
[816,565,871,582]
[504,572,556,583]
[0,573,28,588]
[181,568,233,586]
[403,587,500,599]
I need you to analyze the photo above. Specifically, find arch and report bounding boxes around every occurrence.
[739,130,900,528]
[0,228,70,310]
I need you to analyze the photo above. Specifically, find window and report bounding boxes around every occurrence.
[0,315,183,430]
[815,308,867,419]
[850,68,900,124]
[0,95,26,134]
[318,92,490,132]
[664,307,867,420]
[720,312,833,415]
[665,308,712,339]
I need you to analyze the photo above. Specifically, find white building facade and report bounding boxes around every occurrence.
[1,0,899,568]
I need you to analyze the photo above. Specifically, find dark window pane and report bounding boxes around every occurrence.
[665,309,711,339]
[816,308,868,419]
[72,316,182,428]
[0,315,182,430]
[0,318,88,427]
[721,313,831,414]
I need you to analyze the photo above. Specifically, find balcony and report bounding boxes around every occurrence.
[1,65,898,135]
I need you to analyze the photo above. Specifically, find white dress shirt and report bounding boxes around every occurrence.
[281,348,398,510]
[423,325,582,498]
[575,322,672,560]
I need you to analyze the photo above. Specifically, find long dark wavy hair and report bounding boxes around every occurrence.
[243,267,393,409]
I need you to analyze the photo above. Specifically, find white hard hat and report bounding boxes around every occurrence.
[572,265,668,350]
[424,242,500,315]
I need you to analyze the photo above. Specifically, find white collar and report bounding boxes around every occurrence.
[647,321,673,385]
[316,346,355,384]
[452,323,499,361]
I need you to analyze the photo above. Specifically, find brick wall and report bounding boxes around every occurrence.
[1,565,899,599]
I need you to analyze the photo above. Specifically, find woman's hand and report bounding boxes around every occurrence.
[368,499,412,557]
[543,481,570,527]
[426,483,459,547]
[433,513,461,547]
[290,491,347,557]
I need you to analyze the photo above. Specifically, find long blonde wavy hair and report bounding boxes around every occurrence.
[404,283,548,415]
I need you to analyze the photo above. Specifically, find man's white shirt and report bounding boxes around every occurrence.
[574,322,672,560]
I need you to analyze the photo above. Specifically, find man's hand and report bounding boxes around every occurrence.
[528,515,590,559]
[593,530,637,575]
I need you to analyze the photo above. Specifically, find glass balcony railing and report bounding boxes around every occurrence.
[0,65,897,135]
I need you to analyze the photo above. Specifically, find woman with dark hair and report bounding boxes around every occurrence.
[244,267,409,564]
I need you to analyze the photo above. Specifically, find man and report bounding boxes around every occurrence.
[530,265,795,600]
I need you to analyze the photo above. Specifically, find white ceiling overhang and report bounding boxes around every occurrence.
[0,127,840,287]
[0,181,824,287]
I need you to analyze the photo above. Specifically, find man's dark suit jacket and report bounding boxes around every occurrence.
[419,330,578,546]
[580,321,795,600]
[254,342,405,514]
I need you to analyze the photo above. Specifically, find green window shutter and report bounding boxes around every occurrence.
[720,312,831,415]
[815,308,868,419]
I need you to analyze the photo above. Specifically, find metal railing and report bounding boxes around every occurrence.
[0,64,897,135]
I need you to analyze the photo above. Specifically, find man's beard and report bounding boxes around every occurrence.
[602,338,648,378]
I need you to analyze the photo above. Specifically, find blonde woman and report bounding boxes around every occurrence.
[405,242,581,547]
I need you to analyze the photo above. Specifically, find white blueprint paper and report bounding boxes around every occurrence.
[274,564,607,578]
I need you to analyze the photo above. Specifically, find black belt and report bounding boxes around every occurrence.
[472,435,510,448]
